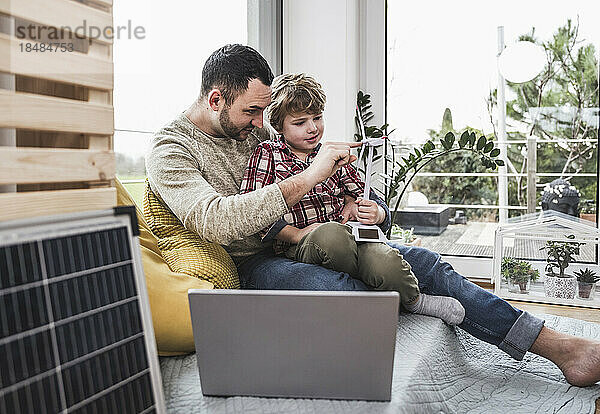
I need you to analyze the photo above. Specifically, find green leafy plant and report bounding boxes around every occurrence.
[580,199,596,215]
[355,91,505,236]
[501,257,540,285]
[391,225,416,244]
[574,268,600,284]
[412,110,498,221]
[354,91,393,172]
[539,234,583,278]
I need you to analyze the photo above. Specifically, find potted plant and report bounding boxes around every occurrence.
[540,235,583,299]
[574,268,600,300]
[355,92,505,237]
[501,257,539,294]
[390,225,421,246]
[579,199,596,223]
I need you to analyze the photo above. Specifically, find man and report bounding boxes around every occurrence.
[145,44,600,387]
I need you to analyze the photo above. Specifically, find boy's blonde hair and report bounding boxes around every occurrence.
[267,73,326,132]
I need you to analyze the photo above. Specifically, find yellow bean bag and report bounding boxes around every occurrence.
[115,179,237,356]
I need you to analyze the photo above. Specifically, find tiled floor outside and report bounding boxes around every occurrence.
[417,221,596,262]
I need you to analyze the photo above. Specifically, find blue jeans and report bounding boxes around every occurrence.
[236,243,545,361]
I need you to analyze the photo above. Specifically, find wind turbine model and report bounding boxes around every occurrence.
[356,105,387,200]
[347,106,388,242]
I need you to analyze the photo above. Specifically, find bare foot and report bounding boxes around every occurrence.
[530,326,600,387]
[556,337,600,387]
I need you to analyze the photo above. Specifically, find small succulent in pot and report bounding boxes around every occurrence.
[574,268,600,299]
[501,257,540,294]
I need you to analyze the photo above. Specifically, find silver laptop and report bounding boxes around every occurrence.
[188,290,399,401]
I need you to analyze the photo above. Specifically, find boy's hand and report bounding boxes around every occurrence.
[340,195,359,224]
[304,141,361,185]
[355,197,385,225]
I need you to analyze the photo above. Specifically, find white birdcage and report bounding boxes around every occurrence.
[493,210,600,308]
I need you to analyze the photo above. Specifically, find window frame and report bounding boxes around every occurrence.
[247,0,283,76]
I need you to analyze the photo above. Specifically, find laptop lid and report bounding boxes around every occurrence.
[188,290,398,401]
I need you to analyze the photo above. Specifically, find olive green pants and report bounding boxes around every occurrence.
[286,222,420,305]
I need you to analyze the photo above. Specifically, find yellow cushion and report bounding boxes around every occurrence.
[115,179,214,356]
[142,181,240,289]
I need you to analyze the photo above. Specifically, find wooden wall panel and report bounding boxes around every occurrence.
[0,188,117,221]
[0,90,113,134]
[0,33,113,89]
[0,0,116,221]
[0,147,115,184]
[0,0,113,43]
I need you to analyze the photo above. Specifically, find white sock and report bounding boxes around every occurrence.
[405,293,465,325]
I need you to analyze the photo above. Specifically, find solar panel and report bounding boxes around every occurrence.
[0,208,165,414]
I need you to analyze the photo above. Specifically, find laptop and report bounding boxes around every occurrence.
[188,290,399,401]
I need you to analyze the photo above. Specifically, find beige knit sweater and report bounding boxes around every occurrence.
[145,113,288,259]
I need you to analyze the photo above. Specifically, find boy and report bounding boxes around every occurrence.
[240,73,464,325]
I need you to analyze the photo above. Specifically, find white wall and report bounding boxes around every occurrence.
[283,0,360,142]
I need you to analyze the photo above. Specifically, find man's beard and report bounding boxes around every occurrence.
[219,106,250,141]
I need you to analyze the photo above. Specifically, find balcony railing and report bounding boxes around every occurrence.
[392,136,597,216]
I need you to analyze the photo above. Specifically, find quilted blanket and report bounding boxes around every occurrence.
[160,314,600,413]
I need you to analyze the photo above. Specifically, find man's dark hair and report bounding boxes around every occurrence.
[201,44,274,105]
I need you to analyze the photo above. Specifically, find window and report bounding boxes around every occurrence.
[113,0,248,204]
[386,1,599,265]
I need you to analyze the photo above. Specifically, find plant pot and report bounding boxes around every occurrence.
[580,213,597,223]
[544,275,577,299]
[509,280,530,294]
[578,282,596,300]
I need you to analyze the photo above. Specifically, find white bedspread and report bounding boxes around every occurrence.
[160,314,600,413]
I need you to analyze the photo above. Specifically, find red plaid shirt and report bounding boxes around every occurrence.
[240,135,365,254]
